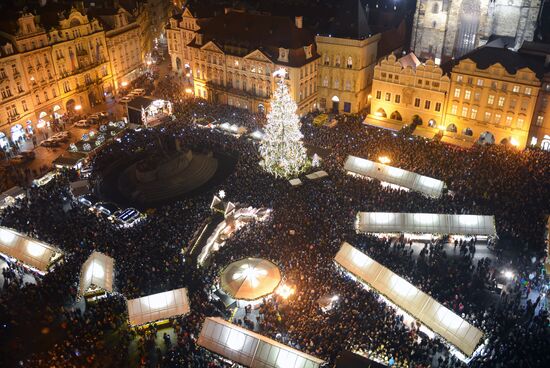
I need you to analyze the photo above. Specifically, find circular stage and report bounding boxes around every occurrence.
[220,258,281,301]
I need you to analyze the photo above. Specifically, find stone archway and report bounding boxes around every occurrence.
[376,108,387,118]
[479,131,495,145]
[390,111,402,121]
[463,127,473,136]
[66,99,75,112]
[447,123,457,133]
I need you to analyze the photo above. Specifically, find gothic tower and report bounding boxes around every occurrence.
[411,0,542,62]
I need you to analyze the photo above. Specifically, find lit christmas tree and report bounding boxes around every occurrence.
[259,69,308,178]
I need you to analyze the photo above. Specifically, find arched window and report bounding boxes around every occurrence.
[347,56,353,69]
[335,55,341,67]
[324,54,330,66]
[447,123,457,133]
[463,127,473,136]
[432,3,439,14]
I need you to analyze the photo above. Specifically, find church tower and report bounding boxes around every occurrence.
[411,0,542,62]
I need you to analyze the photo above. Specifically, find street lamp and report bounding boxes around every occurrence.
[74,105,82,111]
[121,81,128,88]
[378,155,391,165]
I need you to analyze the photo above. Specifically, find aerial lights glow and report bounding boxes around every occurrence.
[390,275,415,297]
[232,264,268,288]
[26,242,46,257]
[437,307,463,330]
[378,155,391,165]
[227,329,246,351]
[275,284,295,299]
[148,292,171,309]
[0,228,16,244]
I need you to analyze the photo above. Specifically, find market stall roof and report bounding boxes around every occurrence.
[335,242,484,357]
[355,212,497,236]
[0,226,63,272]
[70,180,90,197]
[344,155,447,198]
[78,251,115,296]
[362,115,405,131]
[127,288,190,326]
[0,186,25,208]
[220,258,281,301]
[305,171,328,180]
[52,151,87,168]
[440,135,475,149]
[198,317,325,368]
[413,127,437,140]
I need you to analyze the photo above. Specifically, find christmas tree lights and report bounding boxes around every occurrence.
[259,69,308,178]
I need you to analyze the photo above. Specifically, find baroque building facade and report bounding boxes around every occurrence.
[411,0,543,62]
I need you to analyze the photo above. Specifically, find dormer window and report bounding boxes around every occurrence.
[278,48,288,63]
[304,44,312,59]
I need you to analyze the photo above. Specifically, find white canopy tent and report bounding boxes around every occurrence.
[127,288,190,326]
[198,317,325,368]
[335,242,484,356]
[344,155,446,198]
[356,212,497,236]
[0,226,63,273]
[78,251,115,296]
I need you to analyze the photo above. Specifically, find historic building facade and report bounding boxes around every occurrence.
[316,34,380,114]
[444,47,542,149]
[370,53,450,131]
[181,11,319,115]
[166,6,204,75]
[411,0,543,62]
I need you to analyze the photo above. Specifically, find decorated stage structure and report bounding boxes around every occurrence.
[197,317,325,368]
[126,97,173,127]
[344,155,447,198]
[335,242,484,359]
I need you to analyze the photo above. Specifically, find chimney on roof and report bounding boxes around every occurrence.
[295,16,303,29]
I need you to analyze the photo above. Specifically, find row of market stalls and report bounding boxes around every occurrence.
[355,212,497,238]
[335,242,485,359]
[344,155,447,199]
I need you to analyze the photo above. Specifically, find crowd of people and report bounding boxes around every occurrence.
[0,96,549,368]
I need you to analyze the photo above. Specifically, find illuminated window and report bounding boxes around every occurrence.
[536,115,544,126]
[461,107,468,117]
[488,95,495,104]
[464,90,471,100]
[385,92,391,101]
[477,79,483,86]
[494,113,501,124]
[517,118,524,129]
[505,116,512,126]
[498,96,505,107]
[451,105,457,114]
[454,88,461,98]
[435,102,441,112]
[470,108,477,119]
[484,112,491,122]
[513,85,520,93]
[456,75,463,82]
[525,87,532,95]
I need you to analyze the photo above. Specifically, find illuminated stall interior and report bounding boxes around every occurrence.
[197,317,325,368]
[78,251,115,297]
[0,226,63,273]
[335,242,484,358]
[344,155,447,198]
[355,212,496,239]
[219,258,281,307]
[126,288,190,326]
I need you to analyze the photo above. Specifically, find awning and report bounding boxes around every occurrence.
[0,226,63,272]
[440,135,475,149]
[344,155,447,198]
[220,258,281,301]
[413,127,437,140]
[305,170,328,180]
[355,212,497,236]
[335,242,484,356]
[362,116,405,131]
[198,317,325,368]
[127,288,190,326]
[78,251,115,296]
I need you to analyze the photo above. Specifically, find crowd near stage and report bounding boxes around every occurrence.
[0,95,549,368]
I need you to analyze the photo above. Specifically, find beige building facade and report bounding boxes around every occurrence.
[316,34,380,114]
[370,53,450,131]
[166,6,203,74]
[445,56,540,149]
[183,11,319,115]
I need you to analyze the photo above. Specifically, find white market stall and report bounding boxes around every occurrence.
[0,186,25,209]
[127,288,190,326]
[335,242,484,357]
[344,155,447,198]
[355,212,497,236]
[0,226,63,273]
[198,317,325,368]
[78,251,115,297]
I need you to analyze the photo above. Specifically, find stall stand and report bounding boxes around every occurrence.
[0,186,26,210]
[78,251,115,299]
